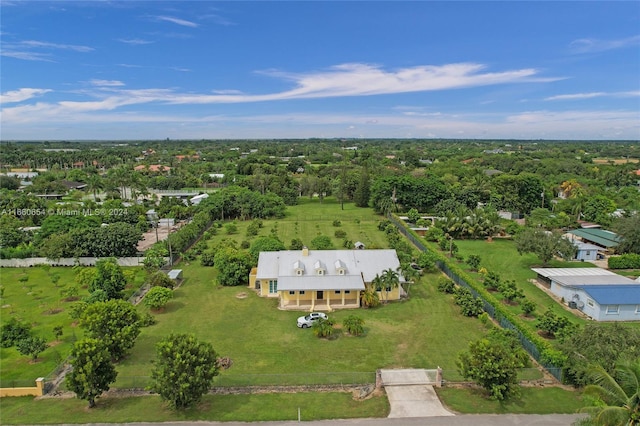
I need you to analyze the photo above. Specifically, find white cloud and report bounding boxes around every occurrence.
[0,88,52,104]
[19,40,94,52]
[117,38,154,45]
[89,79,125,87]
[545,91,640,101]
[569,35,640,53]
[0,50,54,61]
[154,15,198,28]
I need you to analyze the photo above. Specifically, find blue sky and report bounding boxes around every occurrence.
[1,1,639,140]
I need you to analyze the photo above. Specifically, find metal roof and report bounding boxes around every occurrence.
[278,275,365,291]
[567,229,620,247]
[256,249,404,284]
[531,268,615,278]
[553,275,637,286]
[575,285,640,305]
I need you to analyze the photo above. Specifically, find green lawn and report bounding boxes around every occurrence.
[208,197,390,250]
[0,391,389,424]
[438,386,584,414]
[116,265,488,387]
[451,239,591,333]
[0,266,146,383]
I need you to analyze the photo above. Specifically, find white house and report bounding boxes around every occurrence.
[249,248,405,311]
[532,268,640,321]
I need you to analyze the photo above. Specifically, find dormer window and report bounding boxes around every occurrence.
[293,260,305,276]
[334,259,346,276]
[314,260,326,276]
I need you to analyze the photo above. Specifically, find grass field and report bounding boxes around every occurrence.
[452,239,590,327]
[0,266,146,383]
[438,386,584,414]
[115,264,488,387]
[0,391,390,424]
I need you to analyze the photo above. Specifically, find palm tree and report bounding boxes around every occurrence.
[85,174,104,201]
[579,358,640,426]
[381,268,400,303]
[399,264,419,298]
[361,280,381,308]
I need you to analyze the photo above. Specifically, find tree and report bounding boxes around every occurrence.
[249,236,286,262]
[381,268,400,303]
[514,228,577,265]
[53,325,64,341]
[310,234,334,250]
[467,254,481,271]
[144,286,173,310]
[214,247,253,287]
[16,336,48,361]
[89,258,126,300]
[560,323,640,386]
[85,174,104,201]
[67,338,117,408]
[537,309,571,338]
[579,358,640,426]
[457,332,526,401]
[0,317,31,348]
[313,318,335,338]
[150,333,219,410]
[613,214,640,254]
[343,315,365,336]
[79,299,141,361]
[146,270,175,289]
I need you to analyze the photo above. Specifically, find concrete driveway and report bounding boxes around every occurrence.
[380,369,454,418]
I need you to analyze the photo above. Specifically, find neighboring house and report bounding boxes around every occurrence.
[249,248,405,311]
[134,164,171,173]
[190,193,209,206]
[566,228,621,253]
[532,267,640,321]
[59,180,87,191]
[571,241,602,261]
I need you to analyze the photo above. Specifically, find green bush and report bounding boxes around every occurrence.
[0,318,32,348]
[608,254,640,269]
[437,277,456,294]
[334,230,347,239]
[200,251,215,267]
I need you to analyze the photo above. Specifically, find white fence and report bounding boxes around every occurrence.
[0,257,170,268]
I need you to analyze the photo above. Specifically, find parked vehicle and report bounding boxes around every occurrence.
[297,312,328,328]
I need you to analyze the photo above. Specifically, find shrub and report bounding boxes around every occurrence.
[342,239,353,248]
[521,299,536,316]
[240,240,250,249]
[608,254,640,269]
[200,250,215,267]
[407,208,420,223]
[377,220,392,231]
[343,315,365,336]
[467,254,481,271]
[313,318,335,338]
[310,235,334,250]
[290,238,304,250]
[0,318,32,348]
[334,229,347,239]
[139,312,157,327]
[225,223,238,235]
[437,277,456,294]
[16,336,48,360]
[144,286,174,310]
[147,271,175,289]
[332,219,341,227]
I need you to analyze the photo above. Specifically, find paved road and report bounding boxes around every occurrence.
[28,415,585,426]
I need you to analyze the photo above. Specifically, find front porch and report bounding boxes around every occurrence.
[279,289,360,311]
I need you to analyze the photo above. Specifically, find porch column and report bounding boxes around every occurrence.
[341,291,345,306]
[311,291,315,311]
[296,291,300,307]
[327,291,331,309]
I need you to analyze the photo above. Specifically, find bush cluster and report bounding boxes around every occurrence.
[608,254,640,269]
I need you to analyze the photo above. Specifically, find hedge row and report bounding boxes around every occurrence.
[165,211,212,256]
[390,214,566,368]
[608,254,640,269]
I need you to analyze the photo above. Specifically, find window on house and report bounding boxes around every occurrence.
[335,290,341,294]
[297,270,302,276]
[586,251,591,256]
[269,280,278,294]
[344,290,351,294]
[606,305,619,314]
[385,286,392,292]
[299,291,305,295]
[587,299,594,307]
[635,305,640,314]
[318,270,324,276]
[289,291,295,295]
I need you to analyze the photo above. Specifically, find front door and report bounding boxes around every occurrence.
[317,291,324,300]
